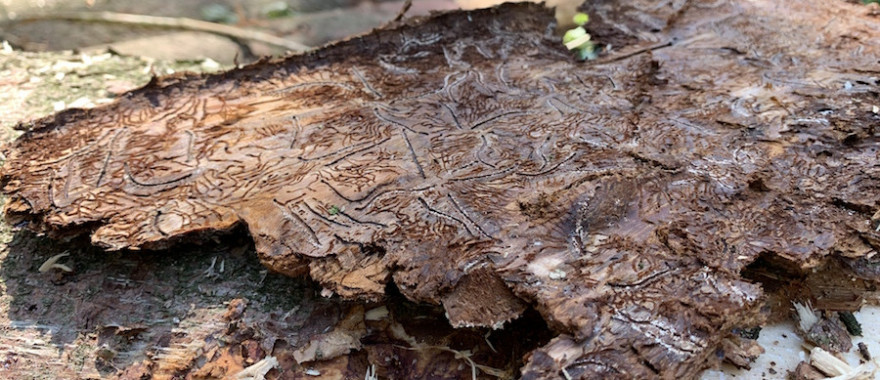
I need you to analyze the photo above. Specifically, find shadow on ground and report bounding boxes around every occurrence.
[0,226,317,377]
[0,227,554,378]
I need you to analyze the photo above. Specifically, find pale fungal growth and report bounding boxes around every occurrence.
[233,356,279,380]
[38,251,72,273]
[203,256,225,278]
[204,257,217,277]
[280,305,300,321]
[304,369,321,376]
[548,268,567,280]
[562,367,573,380]
[527,255,564,279]
[364,364,377,380]
[794,302,820,332]
[389,322,508,380]
[484,331,497,353]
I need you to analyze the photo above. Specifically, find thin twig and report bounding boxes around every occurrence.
[595,40,673,64]
[8,11,309,52]
[393,0,414,22]
[376,0,413,30]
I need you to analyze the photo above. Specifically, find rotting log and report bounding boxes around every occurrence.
[2,0,880,378]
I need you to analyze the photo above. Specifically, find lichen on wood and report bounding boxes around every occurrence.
[3,0,880,378]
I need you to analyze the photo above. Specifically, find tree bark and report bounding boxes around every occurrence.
[3,0,880,378]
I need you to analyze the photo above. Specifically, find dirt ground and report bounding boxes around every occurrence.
[0,0,583,63]
[0,0,461,62]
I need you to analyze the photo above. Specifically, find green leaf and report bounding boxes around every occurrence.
[563,27,587,44]
[573,12,589,26]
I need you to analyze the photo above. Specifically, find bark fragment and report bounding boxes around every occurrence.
[790,361,826,380]
[859,342,871,362]
[720,337,764,369]
[3,0,880,377]
[806,319,853,354]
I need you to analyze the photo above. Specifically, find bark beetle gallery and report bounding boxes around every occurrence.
[2,0,880,378]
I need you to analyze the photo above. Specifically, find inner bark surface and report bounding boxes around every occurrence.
[3,1,880,378]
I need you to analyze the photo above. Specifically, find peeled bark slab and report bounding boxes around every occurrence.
[3,0,880,378]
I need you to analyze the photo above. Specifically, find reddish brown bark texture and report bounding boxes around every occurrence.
[3,0,880,378]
